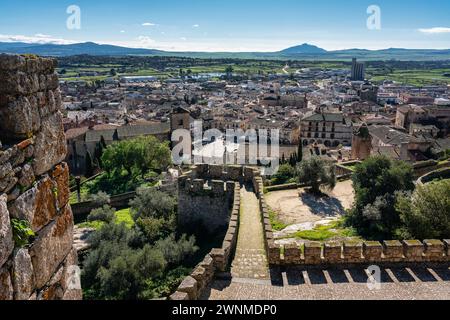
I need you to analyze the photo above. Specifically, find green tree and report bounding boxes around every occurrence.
[85,151,94,177]
[296,157,336,194]
[271,164,295,185]
[297,141,303,163]
[101,136,171,177]
[346,155,414,239]
[396,180,450,239]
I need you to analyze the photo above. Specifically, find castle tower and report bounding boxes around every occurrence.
[170,106,191,132]
[351,123,372,160]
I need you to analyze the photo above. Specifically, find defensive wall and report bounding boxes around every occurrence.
[0,54,81,300]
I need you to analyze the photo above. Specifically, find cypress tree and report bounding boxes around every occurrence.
[297,140,303,163]
[85,151,94,177]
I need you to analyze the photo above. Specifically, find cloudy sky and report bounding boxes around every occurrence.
[0,0,449,51]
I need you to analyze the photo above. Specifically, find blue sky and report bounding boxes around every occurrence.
[0,0,449,51]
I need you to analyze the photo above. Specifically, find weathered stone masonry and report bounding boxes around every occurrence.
[170,165,242,300]
[0,54,81,300]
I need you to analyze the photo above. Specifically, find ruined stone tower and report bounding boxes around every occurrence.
[351,123,372,161]
[0,54,81,300]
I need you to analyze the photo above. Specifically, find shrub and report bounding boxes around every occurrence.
[11,219,35,247]
[87,205,116,223]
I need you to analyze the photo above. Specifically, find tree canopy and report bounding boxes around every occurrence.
[346,155,415,239]
[296,157,336,194]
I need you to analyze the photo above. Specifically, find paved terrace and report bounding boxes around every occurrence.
[202,265,450,300]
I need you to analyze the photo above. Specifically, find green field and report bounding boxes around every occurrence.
[369,68,450,86]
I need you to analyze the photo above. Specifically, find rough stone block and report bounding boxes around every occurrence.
[323,242,342,263]
[170,291,189,301]
[402,240,424,261]
[304,242,322,265]
[18,164,35,190]
[226,165,242,181]
[191,179,204,193]
[51,162,70,209]
[12,248,35,300]
[32,111,67,176]
[211,180,225,194]
[0,194,14,268]
[284,244,302,264]
[29,204,74,289]
[268,242,281,265]
[191,266,207,292]
[343,241,363,262]
[0,95,41,139]
[383,240,404,261]
[363,241,383,262]
[9,175,58,232]
[177,276,198,300]
[423,240,445,261]
[0,54,26,71]
[60,248,82,300]
[0,266,13,300]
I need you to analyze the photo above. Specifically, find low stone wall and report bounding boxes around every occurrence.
[252,172,274,259]
[0,54,81,300]
[267,239,450,266]
[71,182,176,222]
[170,181,241,300]
[417,167,450,185]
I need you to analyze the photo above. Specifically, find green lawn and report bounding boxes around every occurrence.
[281,219,360,242]
[77,208,134,230]
[369,68,450,86]
[269,209,288,231]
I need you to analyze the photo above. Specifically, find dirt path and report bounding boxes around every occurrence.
[231,184,269,280]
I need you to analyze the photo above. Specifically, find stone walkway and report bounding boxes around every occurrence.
[230,184,269,280]
[202,265,450,300]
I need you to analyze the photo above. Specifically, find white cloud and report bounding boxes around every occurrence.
[0,34,76,45]
[137,36,155,47]
[193,24,200,28]
[120,30,125,33]
[34,33,52,38]
[142,22,156,27]
[180,37,187,41]
[418,27,450,34]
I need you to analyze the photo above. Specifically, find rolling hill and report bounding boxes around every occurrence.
[1,41,450,61]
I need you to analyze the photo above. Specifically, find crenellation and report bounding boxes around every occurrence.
[304,242,322,265]
[403,240,424,262]
[423,240,445,262]
[323,242,342,264]
[382,240,404,261]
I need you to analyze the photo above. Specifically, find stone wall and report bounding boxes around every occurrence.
[0,54,81,300]
[177,165,238,235]
[267,239,450,266]
[170,174,240,300]
[249,164,450,267]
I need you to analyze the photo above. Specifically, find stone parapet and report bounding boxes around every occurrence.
[266,239,449,266]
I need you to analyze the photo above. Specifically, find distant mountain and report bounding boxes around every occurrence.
[1,41,450,61]
[0,42,163,56]
[279,43,327,54]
